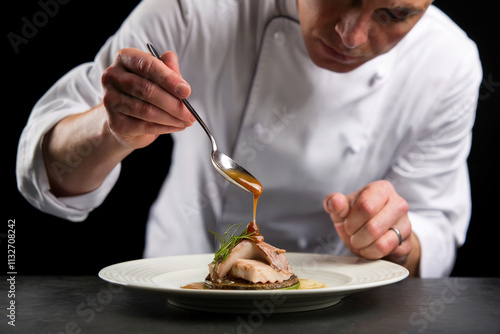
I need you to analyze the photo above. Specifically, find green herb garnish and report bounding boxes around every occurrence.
[209,224,255,264]
[280,282,301,290]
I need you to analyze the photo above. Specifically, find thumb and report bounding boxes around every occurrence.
[323,193,350,222]
[324,193,351,247]
[161,51,182,76]
[160,51,195,122]
[161,51,192,99]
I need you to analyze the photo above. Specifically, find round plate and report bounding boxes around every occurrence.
[98,253,408,313]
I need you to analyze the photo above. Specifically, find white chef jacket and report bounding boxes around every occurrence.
[16,0,482,277]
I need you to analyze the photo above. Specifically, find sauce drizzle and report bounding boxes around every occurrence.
[224,169,264,242]
[183,170,329,292]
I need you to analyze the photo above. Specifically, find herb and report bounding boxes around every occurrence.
[209,224,254,264]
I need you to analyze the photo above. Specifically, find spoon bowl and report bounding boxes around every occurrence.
[211,150,262,194]
[147,43,262,194]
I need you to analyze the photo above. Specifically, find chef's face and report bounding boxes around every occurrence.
[297,0,433,72]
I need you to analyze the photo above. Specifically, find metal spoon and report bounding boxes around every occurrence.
[147,43,262,194]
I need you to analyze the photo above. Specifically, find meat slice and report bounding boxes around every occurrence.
[209,240,262,281]
[254,242,294,275]
[231,259,292,283]
[208,239,294,282]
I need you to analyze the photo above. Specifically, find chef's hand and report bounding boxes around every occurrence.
[323,180,421,276]
[101,48,195,149]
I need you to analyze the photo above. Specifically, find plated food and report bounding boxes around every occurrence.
[204,224,300,290]
[99,253,408,312]
[99,164,407,307]
[200,167,302,290]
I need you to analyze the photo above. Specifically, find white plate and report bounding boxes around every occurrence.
[98,253,408,313]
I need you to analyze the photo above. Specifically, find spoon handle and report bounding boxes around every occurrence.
[147,43,218,152]
[180,99,216,144]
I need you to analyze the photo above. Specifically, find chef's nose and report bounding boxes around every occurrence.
[335,11,370,49]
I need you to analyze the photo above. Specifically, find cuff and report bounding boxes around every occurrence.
[409,211,456,278]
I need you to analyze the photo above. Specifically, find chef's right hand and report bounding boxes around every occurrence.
[101,48,195,149]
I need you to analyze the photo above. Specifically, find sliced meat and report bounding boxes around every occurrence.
[255,242,294,275]
[209,239,262,281]
[231,259,292,283]
[209,239,294,282]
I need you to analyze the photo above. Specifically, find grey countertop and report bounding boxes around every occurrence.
[3,276,499,333]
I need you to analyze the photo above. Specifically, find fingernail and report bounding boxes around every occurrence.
[175,83,190,98]
[327,198,334,212]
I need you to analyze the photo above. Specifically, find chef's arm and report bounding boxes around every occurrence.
[42,104,133,197]
[42,48,193,197]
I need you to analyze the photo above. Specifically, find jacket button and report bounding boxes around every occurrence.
[274,31,285,45]
[348,144,362,154]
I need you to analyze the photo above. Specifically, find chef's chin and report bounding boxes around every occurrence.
[306,41,367,73]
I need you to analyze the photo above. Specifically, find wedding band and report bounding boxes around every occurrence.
[389,227,403,246]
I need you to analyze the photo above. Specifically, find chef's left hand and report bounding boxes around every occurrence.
[323,180,420,274]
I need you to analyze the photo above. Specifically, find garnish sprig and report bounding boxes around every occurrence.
[209,224,255,264]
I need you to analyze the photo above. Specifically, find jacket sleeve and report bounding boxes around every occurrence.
[15,0,190,222]
[385,37,482,277]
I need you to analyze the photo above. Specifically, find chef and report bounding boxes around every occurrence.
[17,0,482,277]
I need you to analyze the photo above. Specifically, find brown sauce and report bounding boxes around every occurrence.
[224,169,264,242]
[185,171,330,292]
[181,279,327,290]
[246,221,264,243]
[181,282,205,290]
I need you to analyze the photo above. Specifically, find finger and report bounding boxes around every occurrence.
[358,226,412,260]
[161,51,196,123]
[159,50,192,99]
[385,231,416,264]
[116,48,191,99]
[103,52,195,127]
[343,182,391,236]
[357,216,412,260]
[103,87,189,135]
[349,196,409,250]
[109,110,186,138]
[385,223,413,258]
[104,67,190,127]
[107,107,188,140]
[324,193,351,247]
[323,193,350,222]
[161,51,181,76]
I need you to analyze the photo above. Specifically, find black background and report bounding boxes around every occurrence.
[4,1,500,276]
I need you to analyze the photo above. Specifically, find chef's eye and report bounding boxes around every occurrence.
[376,9,408,25]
